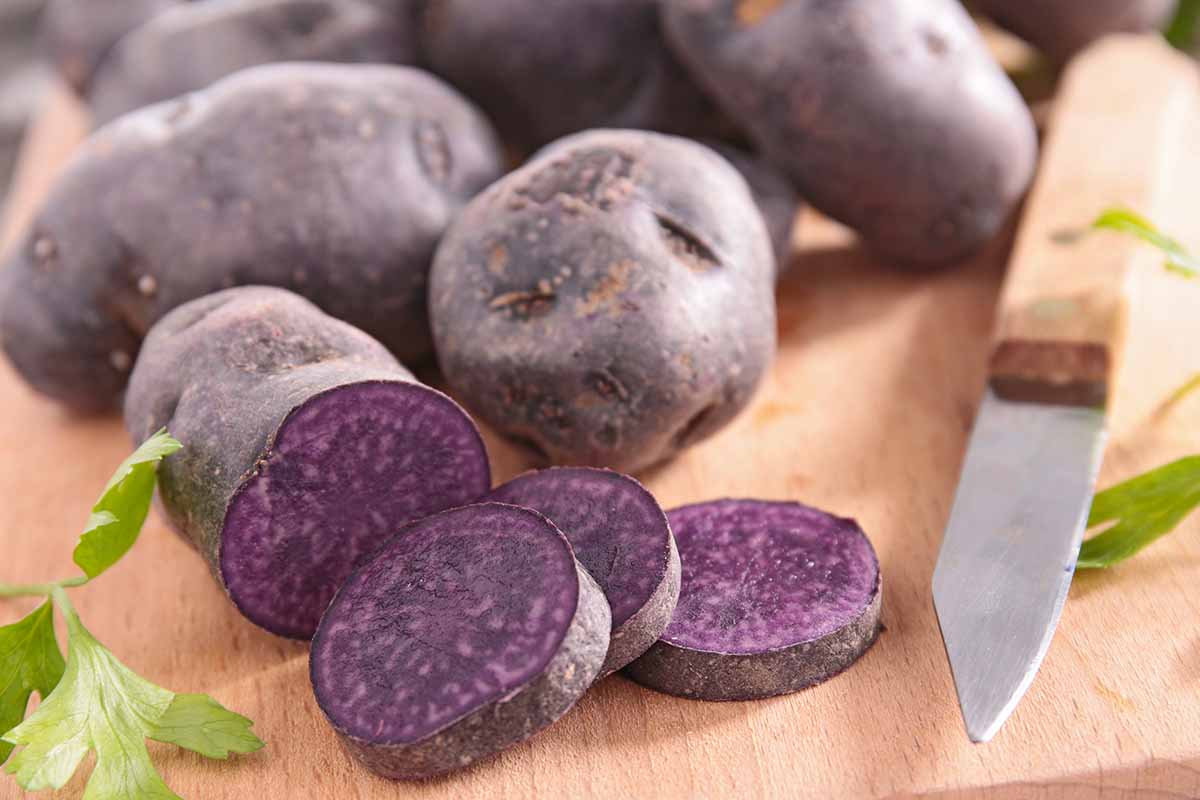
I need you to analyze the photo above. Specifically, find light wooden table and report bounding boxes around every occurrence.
[1,37,1199,800]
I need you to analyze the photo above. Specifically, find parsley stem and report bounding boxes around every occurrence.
[49,584,77,620]
[0,576,88,598]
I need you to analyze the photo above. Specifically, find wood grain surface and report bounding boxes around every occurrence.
[990,39,1193,406]
[2,35,1199,800]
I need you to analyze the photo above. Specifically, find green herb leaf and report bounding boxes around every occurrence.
[1166,0,1200,51]
[0,603,64,764]
[2,598,262,798]
[1079,456,1200,568]
[1091,207,1200,278]
[2,604,179,797]
[151,694,264,760]
[73,429,182,580]
[1166,373,1200,408]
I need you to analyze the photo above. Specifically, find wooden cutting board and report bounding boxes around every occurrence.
[2,36,1199,800]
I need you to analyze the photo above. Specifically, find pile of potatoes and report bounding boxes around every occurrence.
[2,0,1176,467]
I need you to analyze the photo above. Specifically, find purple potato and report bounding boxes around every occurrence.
[421,0,729,151]
[0,62,503,413]
[40,0,185,94]
[973,0,1177,63]
[430,129,777,474]
[89,0,421,125]
[707,142,801,278]
[310,503,611,780]
[624,499,882,701]
[124,287,492,639]
[662,0,1038,267]
[488,467,680,675]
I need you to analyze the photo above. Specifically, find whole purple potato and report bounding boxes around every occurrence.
[125,287,492,639]
[662,0,1038,267]
[90,0,421,125]
[973,0,1177,62]
[40,0,186,94]
[430,129,777,474]
[0,62,503,413]
[421,0,728,151]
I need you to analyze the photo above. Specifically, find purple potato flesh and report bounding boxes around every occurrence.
[310,503,611,780]
[89,0,420,126]
[0,62,503,413]
[124,287,492,639]
[624,499,882,701]
[488,468,681,675]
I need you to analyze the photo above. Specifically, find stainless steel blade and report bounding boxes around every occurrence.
[933,389,1106,743]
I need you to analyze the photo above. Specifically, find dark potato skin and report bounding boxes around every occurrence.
[707,142,801,279]
[662,0,1038,267]
[973,0,1177,62]
[90,0,421,125]
[40,0,185,94]
[421,0,729,152]
[125,287,493,639]
[0,62,503,413]
[430,129,776,474]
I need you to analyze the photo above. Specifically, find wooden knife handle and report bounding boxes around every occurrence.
[989,36,1196,407]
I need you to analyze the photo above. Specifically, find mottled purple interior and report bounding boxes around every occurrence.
[488,468,671,627]
[220,381,491,639]
[663,500,879,654]
[310,504,579,744]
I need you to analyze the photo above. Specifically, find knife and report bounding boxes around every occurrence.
[930,37,1192,743]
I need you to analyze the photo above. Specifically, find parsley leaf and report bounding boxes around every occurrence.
[1079,456,1200,568]
[2,594,263,797]
[1091,207,1200,278]
[2,599,178,797]
[1166,0,1200,51]
[0,603,64,764]
[73,429,182,580]
[151,694,264,760]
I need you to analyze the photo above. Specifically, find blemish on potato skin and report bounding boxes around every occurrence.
[737,0,784,26]
[488,289,556,319]
[32,235,58,268]
[575,260,636,318]
[109,350,133,372]
[486,244,509,277]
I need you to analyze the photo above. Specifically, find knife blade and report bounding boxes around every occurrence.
[933,392,1106,743]
[928,37,1196,742]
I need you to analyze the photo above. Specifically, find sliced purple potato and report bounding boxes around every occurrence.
[124,287,492,639]
[624,499,882,701]
[488,468,680,676]
[310,503,611,781]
